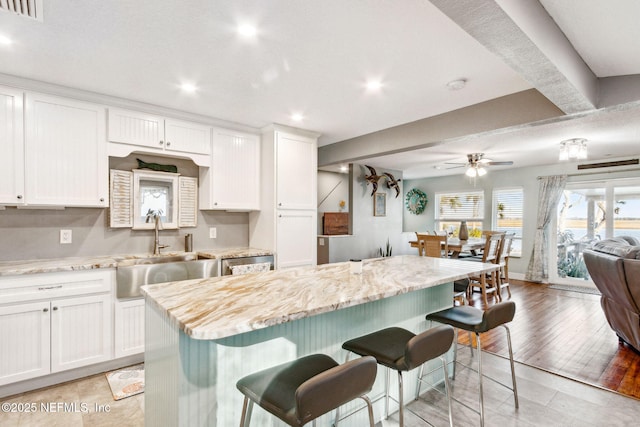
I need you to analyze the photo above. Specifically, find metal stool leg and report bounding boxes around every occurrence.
[504,325,519,408]
[441,356,454,427]
[476,333,485,427]
[397,371,404,427]
[239,397,253,427]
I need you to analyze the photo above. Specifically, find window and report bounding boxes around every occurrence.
[435,190,484,237]
[551,178,640,286]
[492,188,523,257]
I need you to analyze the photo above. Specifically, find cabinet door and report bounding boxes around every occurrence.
[0,301,50,386]
[107,108,164,149]
[0,86,25,205]
[114,299,145,358]
[50,294,113,372]
[165,119,211,155]
[275,132,317,210]
[202,128,260,210]
[276,210,317,268]
[24,93,108,207]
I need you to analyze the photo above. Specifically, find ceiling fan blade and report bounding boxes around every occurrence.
[486,161,514,166]
[445,165,466,170]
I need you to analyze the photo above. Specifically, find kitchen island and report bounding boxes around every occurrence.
[142,255,499,426]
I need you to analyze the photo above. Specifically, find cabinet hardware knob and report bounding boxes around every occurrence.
[166,141,171,146]
[43,308,48,312]
[214,202,217,206]
[279,214,282,217]
[53,307,58,311]
[17,195,23,199]
[278,203,282,206]
[159,140,164,145]
[100,198,104,202]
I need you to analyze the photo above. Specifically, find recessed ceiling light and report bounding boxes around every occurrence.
[238,24,258,38]
[0,34,13,46]
[366,80,383,91]
[291,113,304,122]
[180,83,197,93]
[340,165,348,172]
[446,79,467,90]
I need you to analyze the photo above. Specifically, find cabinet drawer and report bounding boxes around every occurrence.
[0,269,114,305]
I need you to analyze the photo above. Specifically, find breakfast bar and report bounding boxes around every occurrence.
[142,255,499,426]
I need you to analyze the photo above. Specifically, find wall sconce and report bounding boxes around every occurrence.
[559,138,588,161]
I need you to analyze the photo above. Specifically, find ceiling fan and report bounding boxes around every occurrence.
[446,153,514,177]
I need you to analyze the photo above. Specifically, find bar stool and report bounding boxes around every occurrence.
[426,301,518,427]
[236,353,377,427]
[338,325,455,427]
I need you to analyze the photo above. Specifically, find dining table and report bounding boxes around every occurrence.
[409,236,485,258]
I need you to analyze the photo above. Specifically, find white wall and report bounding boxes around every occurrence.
[403,158,640,276]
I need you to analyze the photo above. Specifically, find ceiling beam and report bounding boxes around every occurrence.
[429,0,598,114]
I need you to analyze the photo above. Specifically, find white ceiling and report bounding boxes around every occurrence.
[1,1,639,179]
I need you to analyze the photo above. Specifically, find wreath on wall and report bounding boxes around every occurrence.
[405,188,428,215]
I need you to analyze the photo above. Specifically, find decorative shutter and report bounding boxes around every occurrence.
[179,176,198,227]
[109,170,133,228]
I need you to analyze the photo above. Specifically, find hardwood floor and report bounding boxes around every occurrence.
[461,279,640,399]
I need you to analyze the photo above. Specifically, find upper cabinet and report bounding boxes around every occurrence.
[0,86,24,205]
[107,108,211,166]
[200,127,260,211]
[24,93,108,207]
[275,131,317,210]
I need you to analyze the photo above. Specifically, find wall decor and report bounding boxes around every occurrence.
[374,192,386,216]
[364,165,402,197]
[405,188,428,214]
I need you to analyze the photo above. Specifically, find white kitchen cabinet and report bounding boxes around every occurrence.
[114,299,145,358]
[276,131,317,210]
[0,86,25,205]
[50,294,112,372]
[0,301,50,385]
[276,210,317,268]
[0,270,114,387]
[200,127,260,211]
[24,93,108,207]
[250,125,319,269]
[107,108,211,165]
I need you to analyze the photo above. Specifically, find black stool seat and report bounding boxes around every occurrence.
[339,325,454,427]
[427,302,515,333]
[236,353,377,427]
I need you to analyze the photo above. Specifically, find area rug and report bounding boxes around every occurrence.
[105,363,144,401]
[548,284,601,295]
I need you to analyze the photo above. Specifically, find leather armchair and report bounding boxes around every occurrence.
[583,236,640,353]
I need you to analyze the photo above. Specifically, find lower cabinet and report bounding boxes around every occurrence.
[276,210,317,268]
[114,299,145,358]
[0,294,112,386]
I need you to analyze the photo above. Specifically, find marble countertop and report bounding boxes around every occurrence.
[141,255,500,340]
[0,247,272,277]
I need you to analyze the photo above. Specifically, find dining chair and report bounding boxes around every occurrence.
[496,233,515,299]
[417,234,448,258]
[465,232,504,305]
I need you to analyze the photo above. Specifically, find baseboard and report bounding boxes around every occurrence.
[0,354,144,399]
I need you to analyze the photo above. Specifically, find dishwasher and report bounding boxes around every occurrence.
[220,254,275,276]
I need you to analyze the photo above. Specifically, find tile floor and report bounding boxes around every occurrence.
[1,351,639,426]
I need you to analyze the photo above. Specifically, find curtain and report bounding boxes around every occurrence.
[526,175,567,282]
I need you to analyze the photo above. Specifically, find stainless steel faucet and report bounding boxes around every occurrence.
[153,214,169,255]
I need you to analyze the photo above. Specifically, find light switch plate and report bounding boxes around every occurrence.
[209,227,217,239]
[60,229,72,244]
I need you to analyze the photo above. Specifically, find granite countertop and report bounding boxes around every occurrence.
[141,255,499,341]
[0,247,272,277]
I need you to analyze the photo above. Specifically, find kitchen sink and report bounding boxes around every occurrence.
[116,257,218,299]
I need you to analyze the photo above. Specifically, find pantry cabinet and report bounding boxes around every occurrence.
[200,127,260,210]
[107,107,211,165]
[24,93,108,207]
[0,86,24,205]
[0,270,113,386]
[250,125,318,269]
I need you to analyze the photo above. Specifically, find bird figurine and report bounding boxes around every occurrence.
[364,165,383,196]
[383,172,401,198]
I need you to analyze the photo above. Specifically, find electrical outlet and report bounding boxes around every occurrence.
[209,227,217,239]
[60,229,72,244]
